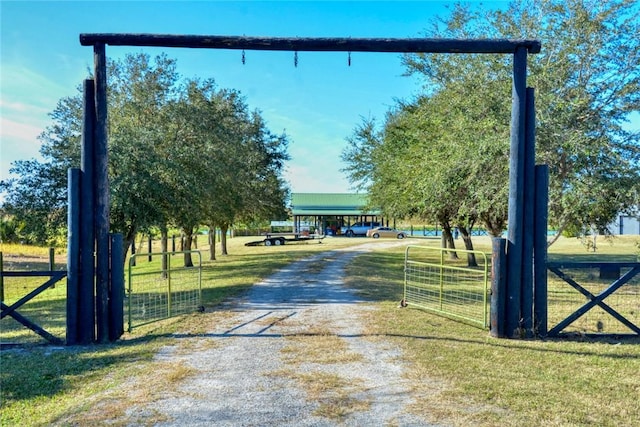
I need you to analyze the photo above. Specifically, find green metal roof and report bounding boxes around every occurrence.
[290,193,380,216]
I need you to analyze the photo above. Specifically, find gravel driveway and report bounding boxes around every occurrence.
[135,241,435,426]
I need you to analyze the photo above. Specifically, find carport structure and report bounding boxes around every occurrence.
[290,193,383,235]
[75,34,542,342]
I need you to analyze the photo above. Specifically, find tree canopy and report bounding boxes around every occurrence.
[0,53,290,254]
[343,0,640,246]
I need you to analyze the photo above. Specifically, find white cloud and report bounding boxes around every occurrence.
[0,118,46,181]
[0,116,43,141]
[0,99,50,126]
[1,65,73,108]
[285,160,352,194]
[0,64,74,180]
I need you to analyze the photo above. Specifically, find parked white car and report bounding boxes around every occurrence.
[340,221,380,237]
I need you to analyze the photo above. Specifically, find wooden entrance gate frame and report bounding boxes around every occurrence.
[77,34,543,342]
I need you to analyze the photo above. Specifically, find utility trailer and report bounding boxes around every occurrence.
[245,232,325,247]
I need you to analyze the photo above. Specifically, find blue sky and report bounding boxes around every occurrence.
[2,1,637,196]
[0,0,494,194]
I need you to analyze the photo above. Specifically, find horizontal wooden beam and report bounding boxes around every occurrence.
[547,262,640,269]
[79,33,541,54]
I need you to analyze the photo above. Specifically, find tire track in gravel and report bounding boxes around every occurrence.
[140,241,436,426]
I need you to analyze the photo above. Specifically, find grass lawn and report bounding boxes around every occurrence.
[1,234,639,426]
[344,235,640,426]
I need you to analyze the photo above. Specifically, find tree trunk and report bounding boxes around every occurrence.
[208,224,216,261]
[182,227,194,267]
[160,225,169,279]
[457,225,478,267]
[123,225,137,267]
[220,224,229,255]
[440,221,458,260]
[546,219,568,247]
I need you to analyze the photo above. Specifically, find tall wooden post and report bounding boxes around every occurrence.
[506,47,528,338]
[490,238,507,338]
[0,252,4,302]
[79,79,96,344]
[94,43,110,343]
[521,87,536,337]
[109,233,124,341]
[66,168,81,345]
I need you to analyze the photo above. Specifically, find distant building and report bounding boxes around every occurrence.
[290,193,383,235]
[607,213,640,235]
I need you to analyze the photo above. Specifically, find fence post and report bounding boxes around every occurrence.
[79,79,96,345]
[167,251,172,318]
[66,168,81,345]
[49,247,55,271]
[491,238,507,338]
[48,247,56,289]
[94,43,110,344]
[506,47,528,338]
[127,255,133,333]
[109,233,124,342]
[0,252,4,303]
[521,87,536,338]
[439,249,445,311]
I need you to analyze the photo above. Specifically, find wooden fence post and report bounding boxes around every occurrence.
[521,87,536,338]
[79,79,96,344]
[109,233,124,342]
[0,252,4,303]
[506,47,528,338]
[491,238,507,338]
[66,168,81,345]
[94,43,110,344]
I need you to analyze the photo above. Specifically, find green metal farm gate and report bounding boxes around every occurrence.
[403,245,491,329]
[127,251,202,332]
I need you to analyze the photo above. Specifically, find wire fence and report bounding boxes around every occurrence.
[127,251,202,332]
[403,245,491,329]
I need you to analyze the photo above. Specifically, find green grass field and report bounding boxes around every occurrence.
[1,234,639,426]
[344,235,640,426]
